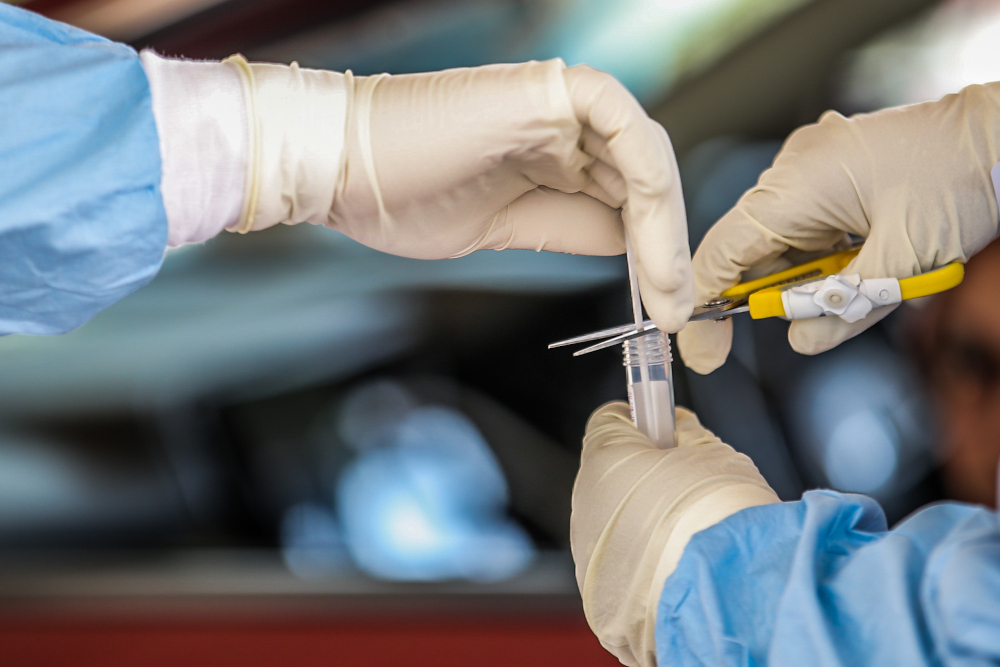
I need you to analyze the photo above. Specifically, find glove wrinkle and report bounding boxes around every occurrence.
[448,209,506,258]
[353,73,390,228]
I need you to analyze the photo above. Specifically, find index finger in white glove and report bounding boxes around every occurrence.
[564,66,693,333]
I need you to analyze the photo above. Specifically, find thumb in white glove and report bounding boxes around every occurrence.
[678,82,1000,375]
[571,402,778,667]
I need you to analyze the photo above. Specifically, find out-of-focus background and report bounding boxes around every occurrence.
[4,0,1000,664]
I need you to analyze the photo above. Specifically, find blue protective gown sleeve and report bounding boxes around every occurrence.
[656,489,1000,666]
[0,4,166,335]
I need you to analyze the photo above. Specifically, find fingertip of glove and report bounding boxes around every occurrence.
[674,405,696,422]
[677,319,731,375]
[673,406,701,435]
[787,318,853,356]
[787,305,899,356]
[640,257,693,296]
[586,400,631,430]
[673,405,704,435]
[643,290,694,335]
[678,356,723,376]
[583,401,648,453]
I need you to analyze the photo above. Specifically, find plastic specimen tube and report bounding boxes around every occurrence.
[623,332,676,447]
[624,235,676,448]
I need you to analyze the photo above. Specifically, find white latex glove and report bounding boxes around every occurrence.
[571,402,778,667]
[142,52,693,333]
[678,82,1000,374]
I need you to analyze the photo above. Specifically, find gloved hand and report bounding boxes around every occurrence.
[571,402,778,667]
[678,82,1000,374]
[141,53,692,333]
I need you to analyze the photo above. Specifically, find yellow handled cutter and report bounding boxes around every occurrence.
[550,247,965,356]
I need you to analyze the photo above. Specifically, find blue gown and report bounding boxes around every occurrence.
[0,3,166,335]
[658,489,1000,666]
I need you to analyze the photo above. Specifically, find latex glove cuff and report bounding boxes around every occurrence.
[224,55,348,233]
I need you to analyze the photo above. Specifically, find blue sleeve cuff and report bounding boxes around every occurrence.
[656,490,1000,666]
[0,4,167,335]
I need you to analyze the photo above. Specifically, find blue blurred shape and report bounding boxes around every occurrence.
[823,409,899,494]
[337,405,534,582]
[336,379,418,451]
[281,502,352,578]
[790,339,934,501]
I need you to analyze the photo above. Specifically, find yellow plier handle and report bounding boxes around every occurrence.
[720,248,965,320]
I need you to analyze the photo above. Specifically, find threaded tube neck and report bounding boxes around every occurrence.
[622,331,672,367]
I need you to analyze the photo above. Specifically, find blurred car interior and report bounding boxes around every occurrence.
[5,0,1000,664]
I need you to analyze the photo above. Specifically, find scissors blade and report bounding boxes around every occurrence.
[548,319,654,349]
[688,297,750,322]
[572,324,660,356]
[549,297,751,356]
